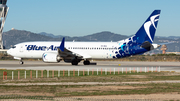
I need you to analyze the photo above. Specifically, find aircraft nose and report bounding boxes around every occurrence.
[7,49,11,55]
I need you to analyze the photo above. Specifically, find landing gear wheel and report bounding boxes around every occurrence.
[71,60,78,65]
[19,61,24,65]
[83,60,90,65]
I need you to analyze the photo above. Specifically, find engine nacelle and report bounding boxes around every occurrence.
[42,53,61,63]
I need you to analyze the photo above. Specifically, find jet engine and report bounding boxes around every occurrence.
[42,53,61,63]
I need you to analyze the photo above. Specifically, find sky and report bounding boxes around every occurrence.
[3,0,180,37]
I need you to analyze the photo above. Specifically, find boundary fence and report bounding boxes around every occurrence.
[0,67,162,80]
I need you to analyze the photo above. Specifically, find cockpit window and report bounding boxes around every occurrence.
[11,46,16,49]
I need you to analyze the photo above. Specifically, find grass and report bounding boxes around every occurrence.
[0,71,180,99]
[0,95,53,100]
[1,83,180,98]
[54,83,180,96]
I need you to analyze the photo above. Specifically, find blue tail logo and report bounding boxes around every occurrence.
[144,13,160,42]
[135,10,161,44]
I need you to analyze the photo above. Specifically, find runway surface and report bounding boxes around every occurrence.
[0,60,180,72]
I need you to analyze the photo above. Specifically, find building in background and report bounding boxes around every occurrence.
[161,45,167,54]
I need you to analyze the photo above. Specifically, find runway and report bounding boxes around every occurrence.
[0,60,180,72]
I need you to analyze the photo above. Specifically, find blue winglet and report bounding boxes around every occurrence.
[60,37,65,52]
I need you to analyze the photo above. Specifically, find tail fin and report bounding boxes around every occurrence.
[134,10,161,44]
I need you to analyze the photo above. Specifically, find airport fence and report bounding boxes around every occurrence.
[0,67,163,80]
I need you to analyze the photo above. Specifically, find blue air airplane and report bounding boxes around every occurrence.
[7,10,161,65]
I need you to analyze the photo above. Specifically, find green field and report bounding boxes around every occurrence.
[0,69,180,100]
[0,83,180,100]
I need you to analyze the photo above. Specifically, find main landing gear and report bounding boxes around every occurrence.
[83,60,90,65]
[71,59,78,65]
[71,59,90,65]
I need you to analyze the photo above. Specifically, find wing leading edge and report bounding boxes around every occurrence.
[58,37,91,60]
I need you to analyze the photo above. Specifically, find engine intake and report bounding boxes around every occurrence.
[42,53,61,63]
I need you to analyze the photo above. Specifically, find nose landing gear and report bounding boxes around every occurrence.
[19,60,24,65]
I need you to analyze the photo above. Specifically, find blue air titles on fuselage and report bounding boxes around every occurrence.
[26,45,59,51]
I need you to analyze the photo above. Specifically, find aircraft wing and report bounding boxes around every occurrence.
[58,37,91,59]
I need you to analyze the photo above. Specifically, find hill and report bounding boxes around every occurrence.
[2,30,128,49]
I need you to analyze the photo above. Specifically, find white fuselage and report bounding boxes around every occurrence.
[7,41,119,60]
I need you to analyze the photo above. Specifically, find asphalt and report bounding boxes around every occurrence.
[0,60,180,72]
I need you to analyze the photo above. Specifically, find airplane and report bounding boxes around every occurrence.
[7,10,161,65]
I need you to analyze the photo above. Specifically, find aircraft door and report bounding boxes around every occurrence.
[106,52,109,59]
[19,45,24,52]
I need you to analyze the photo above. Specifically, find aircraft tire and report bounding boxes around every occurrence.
[71,60,78,65]
[83,60,90,65]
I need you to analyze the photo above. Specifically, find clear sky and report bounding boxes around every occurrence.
[3,0,180,37]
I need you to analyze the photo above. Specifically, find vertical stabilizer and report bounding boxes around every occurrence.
[134,10,161,44]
